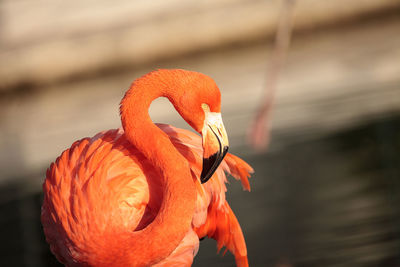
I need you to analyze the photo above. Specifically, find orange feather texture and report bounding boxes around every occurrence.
[41,69,254,267]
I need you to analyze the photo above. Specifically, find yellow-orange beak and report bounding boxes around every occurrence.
[201,111,229,183]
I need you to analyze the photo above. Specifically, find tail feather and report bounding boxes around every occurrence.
[223,153,254,191]
[195,201,248,267]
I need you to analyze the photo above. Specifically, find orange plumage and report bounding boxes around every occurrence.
[41,69,253,266]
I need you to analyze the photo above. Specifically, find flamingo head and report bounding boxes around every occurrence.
[167,70,229,183]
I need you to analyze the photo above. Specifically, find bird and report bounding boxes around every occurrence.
[41,69,254,267]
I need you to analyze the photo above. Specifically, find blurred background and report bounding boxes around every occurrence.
[1,0,400,266]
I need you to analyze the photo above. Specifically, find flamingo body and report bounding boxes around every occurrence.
[41,69,253,266]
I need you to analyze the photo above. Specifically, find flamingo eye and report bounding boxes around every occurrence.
[201,103,210,112]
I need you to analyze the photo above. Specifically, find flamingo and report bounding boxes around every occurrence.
[41,69,253,267]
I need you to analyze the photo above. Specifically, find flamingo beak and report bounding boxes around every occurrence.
[200,112,229,183]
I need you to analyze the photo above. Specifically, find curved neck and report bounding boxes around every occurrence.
[119,71,196,266]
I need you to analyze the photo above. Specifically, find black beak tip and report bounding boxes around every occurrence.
[200,146,229,184]
[200,172,211,184]
[200,153,217,184]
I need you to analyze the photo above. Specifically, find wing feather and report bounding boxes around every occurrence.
[43,124,253,266]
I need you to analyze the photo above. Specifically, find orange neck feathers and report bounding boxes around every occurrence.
[119,69,199,266]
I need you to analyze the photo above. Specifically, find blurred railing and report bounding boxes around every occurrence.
[1,0,399,91]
